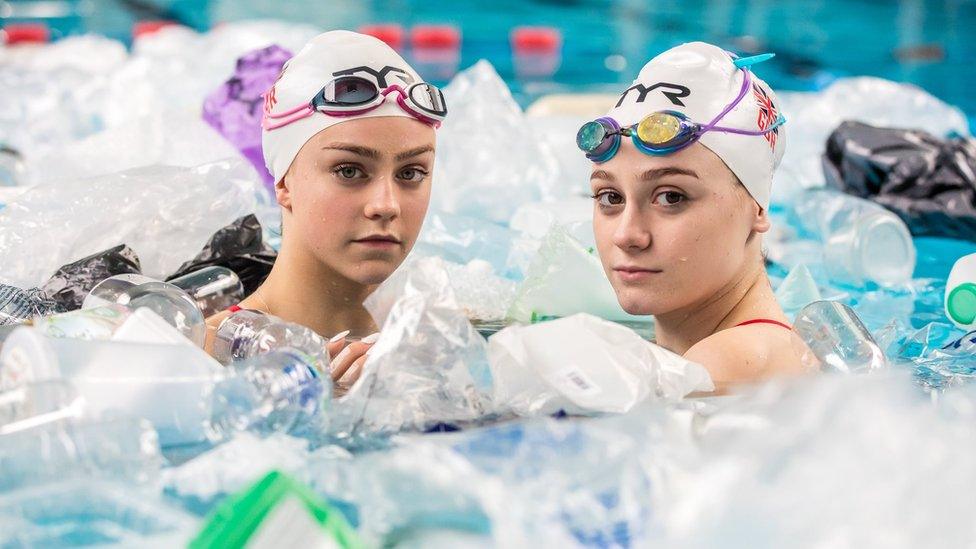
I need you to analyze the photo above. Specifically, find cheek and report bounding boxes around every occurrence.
[398,187,432,239]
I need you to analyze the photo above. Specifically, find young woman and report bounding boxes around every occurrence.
[577,42,810,392]
[205,31,447,392]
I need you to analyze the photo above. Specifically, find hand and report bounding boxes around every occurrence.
[328,332,379,396]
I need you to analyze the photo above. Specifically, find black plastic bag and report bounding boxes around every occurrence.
[40,244,142,311]
[822,121,976,241]
[167,214,277,295]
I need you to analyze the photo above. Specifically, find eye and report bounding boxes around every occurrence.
[652,191,685,206]
[592,190,624,208]
[333,165,367,180]
[397,166,428,183]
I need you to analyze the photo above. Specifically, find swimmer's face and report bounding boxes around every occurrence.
[590,141,769,316]
[277,117,435,286]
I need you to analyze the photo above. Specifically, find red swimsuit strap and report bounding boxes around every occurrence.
[227,304,242,313]
[735,318,792,330]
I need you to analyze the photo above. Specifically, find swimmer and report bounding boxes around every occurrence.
[577,42,811,392]
[205,31,446,393]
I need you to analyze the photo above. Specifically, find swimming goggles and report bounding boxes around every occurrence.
[577,55,786,163]
[263,75,448,131]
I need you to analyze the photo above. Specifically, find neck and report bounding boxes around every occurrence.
[247,236,378,338]
[653,259,784,355]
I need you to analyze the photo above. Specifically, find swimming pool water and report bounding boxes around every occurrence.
[3,0,975,119]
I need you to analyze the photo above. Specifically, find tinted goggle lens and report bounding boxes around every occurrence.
[409,83,448,116]
[322,76,378,105]
[577,121,614,154]
[635,112,689,145]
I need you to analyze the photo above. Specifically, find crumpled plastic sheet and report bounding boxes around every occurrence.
[327,257,495,445]
[0,480,198,547]
[0,35,129,167]
[0,159,262,288]
[665,373,976,548]
[203,44,292,191]
[415,210,521,279]
[163,432,314,512]
[432,60,561,223]
[303,410,690,547]
[39,244,142,311]
[488,314,713,416]
[508,225,648,325]
[167,214,277,296]
[773,77,971,201]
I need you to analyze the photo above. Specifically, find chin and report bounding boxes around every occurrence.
[347,259,401,286]
[613,287,666,316]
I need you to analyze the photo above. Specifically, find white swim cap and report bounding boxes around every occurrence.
[261,30,430,184]
[607,41,786,209]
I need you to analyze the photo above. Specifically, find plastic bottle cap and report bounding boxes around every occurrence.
[358,24,404,50]
[511,26,562,53]
[410,25,461,49]
[947,282,976,326]
[132,20,177,39]
[2,23,50,45]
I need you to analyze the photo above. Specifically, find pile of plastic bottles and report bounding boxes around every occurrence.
[3,22,976,547]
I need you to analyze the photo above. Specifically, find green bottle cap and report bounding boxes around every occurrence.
[947,282,976,326]
[189,470,361,549]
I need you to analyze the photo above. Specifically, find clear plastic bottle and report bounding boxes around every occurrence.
[213,309,331,375]
[0,379,82,432]
[168,266,245,317]
[0,412,162,491]
[0,144,26,187]
[0,328,327,448]
[792,300,887,373]
[83,274,206,346]
[793,189,916,287]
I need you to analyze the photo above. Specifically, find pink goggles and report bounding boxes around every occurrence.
[262,75,448,131]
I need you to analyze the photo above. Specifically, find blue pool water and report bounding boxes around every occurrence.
[3,0,975,120]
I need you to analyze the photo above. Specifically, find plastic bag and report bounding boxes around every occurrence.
[167,214,277,296]
[823,121,976,241]
[40,244,142,311]
[488,313,713,416]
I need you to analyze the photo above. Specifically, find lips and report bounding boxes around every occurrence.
[352,234,402,247]
[613,265,662,282]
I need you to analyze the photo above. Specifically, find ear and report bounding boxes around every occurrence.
[752,201,771,234]
[275,173,293,212]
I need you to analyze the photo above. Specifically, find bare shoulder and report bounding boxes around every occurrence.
[685,324,808,391]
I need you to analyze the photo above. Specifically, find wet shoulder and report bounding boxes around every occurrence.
[684,323,806,391]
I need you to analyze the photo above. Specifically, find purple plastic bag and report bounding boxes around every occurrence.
[203,44,292,193]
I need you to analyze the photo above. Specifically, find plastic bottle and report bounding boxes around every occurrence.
[168,266,245,317]
[0,328,327,448]
[0,144,26,187]
[792,300,887,373]
[0,413,162,491]
[945,253,976,330]
[0,379,82,432]
[213,309,331,375]
[793,189,916,287]
[83,273,206,346]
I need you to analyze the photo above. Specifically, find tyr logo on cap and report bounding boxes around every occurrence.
[331,65,415,88]
[615,82,691,108]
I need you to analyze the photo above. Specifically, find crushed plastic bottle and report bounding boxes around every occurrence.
[792,189,916,287]
[0,328,326,448]
[84,273,206,346]
[212,309,330,374]
[792,300,887,373]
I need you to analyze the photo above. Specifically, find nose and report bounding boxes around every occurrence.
[363,177,400,221]
[611,204,652,251]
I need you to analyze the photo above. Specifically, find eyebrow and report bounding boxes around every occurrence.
[590,169,614,181]
[640,167,699,181]
[322,143,380,159]
[394,145,435,161]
